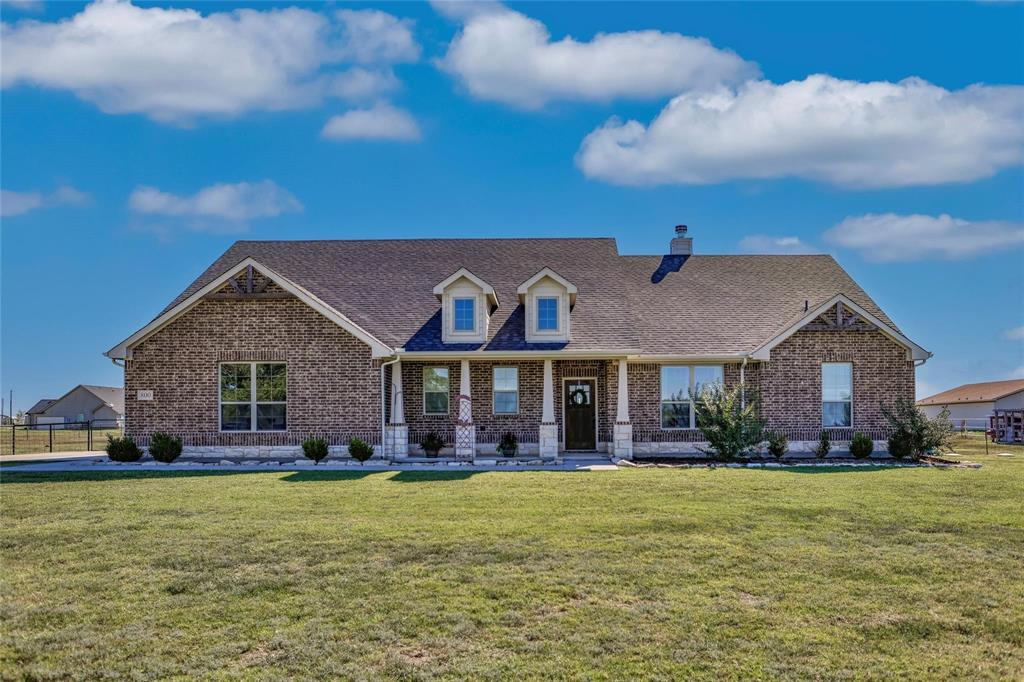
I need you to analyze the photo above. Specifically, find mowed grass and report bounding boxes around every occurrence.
[1,435,1021,680]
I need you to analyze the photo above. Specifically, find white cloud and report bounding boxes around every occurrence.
[321,104,421,141]
[437,3,756,108]
[1,1,419,124]
[738,235,816,255]
[576,75,1024,188]
[329,67,400,101]
[128,180,302,232]
[1003,326,1024,341]
[1,185,90,217]
[823,213,1024,262]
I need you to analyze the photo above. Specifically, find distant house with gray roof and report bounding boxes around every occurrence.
[30,385,124,428]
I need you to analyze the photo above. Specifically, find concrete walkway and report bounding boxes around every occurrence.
[1,451,103,463]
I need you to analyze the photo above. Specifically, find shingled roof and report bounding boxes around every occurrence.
[144,238,907,357]
[918,379,1024,406]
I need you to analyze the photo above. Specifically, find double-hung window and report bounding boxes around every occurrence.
[493,367,519,414]
[822,362,853,427]
[453,297,476,332]
[537,297,559,331]
[220,362,287,431]
[423,367,450,415]
[660,365,724,429]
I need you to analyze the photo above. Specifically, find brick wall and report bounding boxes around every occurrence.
[125,297,382,446]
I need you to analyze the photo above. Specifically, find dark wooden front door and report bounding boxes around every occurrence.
[564,379,597,451]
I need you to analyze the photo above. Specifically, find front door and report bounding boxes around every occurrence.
[564,379,597,451]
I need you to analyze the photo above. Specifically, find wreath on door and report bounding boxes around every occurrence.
[568,387,589,407]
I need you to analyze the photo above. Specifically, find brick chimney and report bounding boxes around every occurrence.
[670,224,692,256]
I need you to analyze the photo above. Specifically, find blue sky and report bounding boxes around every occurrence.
[2,0,1023,413]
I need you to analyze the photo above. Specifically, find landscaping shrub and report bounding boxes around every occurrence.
[302,437,329,465]
[850,432,873,459]
[348,438,374,463]
[881,398,954,458]
[497,431,518,457]
[419,431,444,457]
[814,431,831,459]
[692,383,764,462]
[106,434,142,462]
[149,432,182,464]
[766,431,788,459]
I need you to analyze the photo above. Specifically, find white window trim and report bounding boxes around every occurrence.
[423,366,450,416]
[821,362,854,428]
[218,361,287,433]
[452,296,477,334]
[492,366,520,415]
[660,364,724,430]
[535,296,560,334]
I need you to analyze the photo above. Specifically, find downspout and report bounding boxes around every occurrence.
[380,355,400,460]
[740,356,748,409]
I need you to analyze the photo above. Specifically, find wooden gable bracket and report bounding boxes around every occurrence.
[203,266,295,301]
[806,301,875,331]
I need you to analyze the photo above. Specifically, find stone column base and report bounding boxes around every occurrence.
[612,422,633,459]
[539,422,559,459]
[386,424,408,458]
[455,424,476,459]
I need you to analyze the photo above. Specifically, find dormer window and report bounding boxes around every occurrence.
[433,268,498,344]
[517,268,577,344]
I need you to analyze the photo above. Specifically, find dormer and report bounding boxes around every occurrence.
[517,267,577,343]
[433,268,498,344]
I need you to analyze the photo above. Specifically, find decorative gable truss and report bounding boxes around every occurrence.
[204,264,296,301]
[802,300,877,332]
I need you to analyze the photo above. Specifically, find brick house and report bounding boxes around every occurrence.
[105,228,930,460]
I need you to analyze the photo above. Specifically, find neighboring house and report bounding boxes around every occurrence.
[33,385,124,428]
[105,228,930,459]
[24,399,57,426]
[918,379,1024,430]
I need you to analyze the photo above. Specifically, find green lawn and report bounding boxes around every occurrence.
[1,435,1021,679]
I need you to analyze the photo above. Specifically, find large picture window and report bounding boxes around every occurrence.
[493,367,519,414]
[423,367,450,415]
[220,362,286,431]
[660,364,724,429]
[822,362,853,427]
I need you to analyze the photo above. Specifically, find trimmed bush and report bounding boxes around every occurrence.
[348,438,374,463]
[497,431,518,457]
[302,437,329,465]
[887,431,914,460]
[850,432,873,459]
[149,432,182,464]
[814,431,831,459]
[766,431,788,459]
[106,434,142,462]
[419,431,444,457]
[881,398,953,459]
[692,383,764,462]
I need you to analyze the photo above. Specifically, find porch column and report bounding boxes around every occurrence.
[539,359,558,458]
[387,360,408,457]
[613,358,633,459]
[454,359,475,459]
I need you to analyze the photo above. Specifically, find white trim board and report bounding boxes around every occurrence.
[105,257,394,360]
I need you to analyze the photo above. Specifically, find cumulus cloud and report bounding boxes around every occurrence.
[1,1,419,124]
[436,3,756,108]
[738,235,816,255]
[321,104,421,141]
[1,185,90,217]
[128,180,302,233]
[823,213,1024,262]
[1002,326,1024,341]
[577,75,1024,188]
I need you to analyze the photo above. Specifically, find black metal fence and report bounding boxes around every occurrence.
[1,419,123,457]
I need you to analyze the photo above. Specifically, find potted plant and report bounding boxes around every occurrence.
[497,431,518,457]
[419,431,444,457]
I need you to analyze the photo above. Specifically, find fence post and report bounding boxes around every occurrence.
[49,424,53,452]
[11,423,15,456]
[88,421,92,451]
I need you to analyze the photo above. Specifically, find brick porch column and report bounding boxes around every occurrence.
[387,360,408,457]
[613,358,633,459]
[454,359,475,459]
[539,359,558,458]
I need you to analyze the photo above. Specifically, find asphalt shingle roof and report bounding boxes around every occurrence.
[917,379,1024,406]
[159,238,902,357]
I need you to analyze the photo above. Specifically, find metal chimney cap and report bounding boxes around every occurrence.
[675,224,688,235]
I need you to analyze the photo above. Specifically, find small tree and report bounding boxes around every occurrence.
[849,432,873,459]
[149,432,183,463]
[106,434,143,462]
[881,398,953,458]
[302,437,329,465]
[692,382,764,462]
[766,431,788,459]
[348,437,374,464]
[814,430,831,459]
